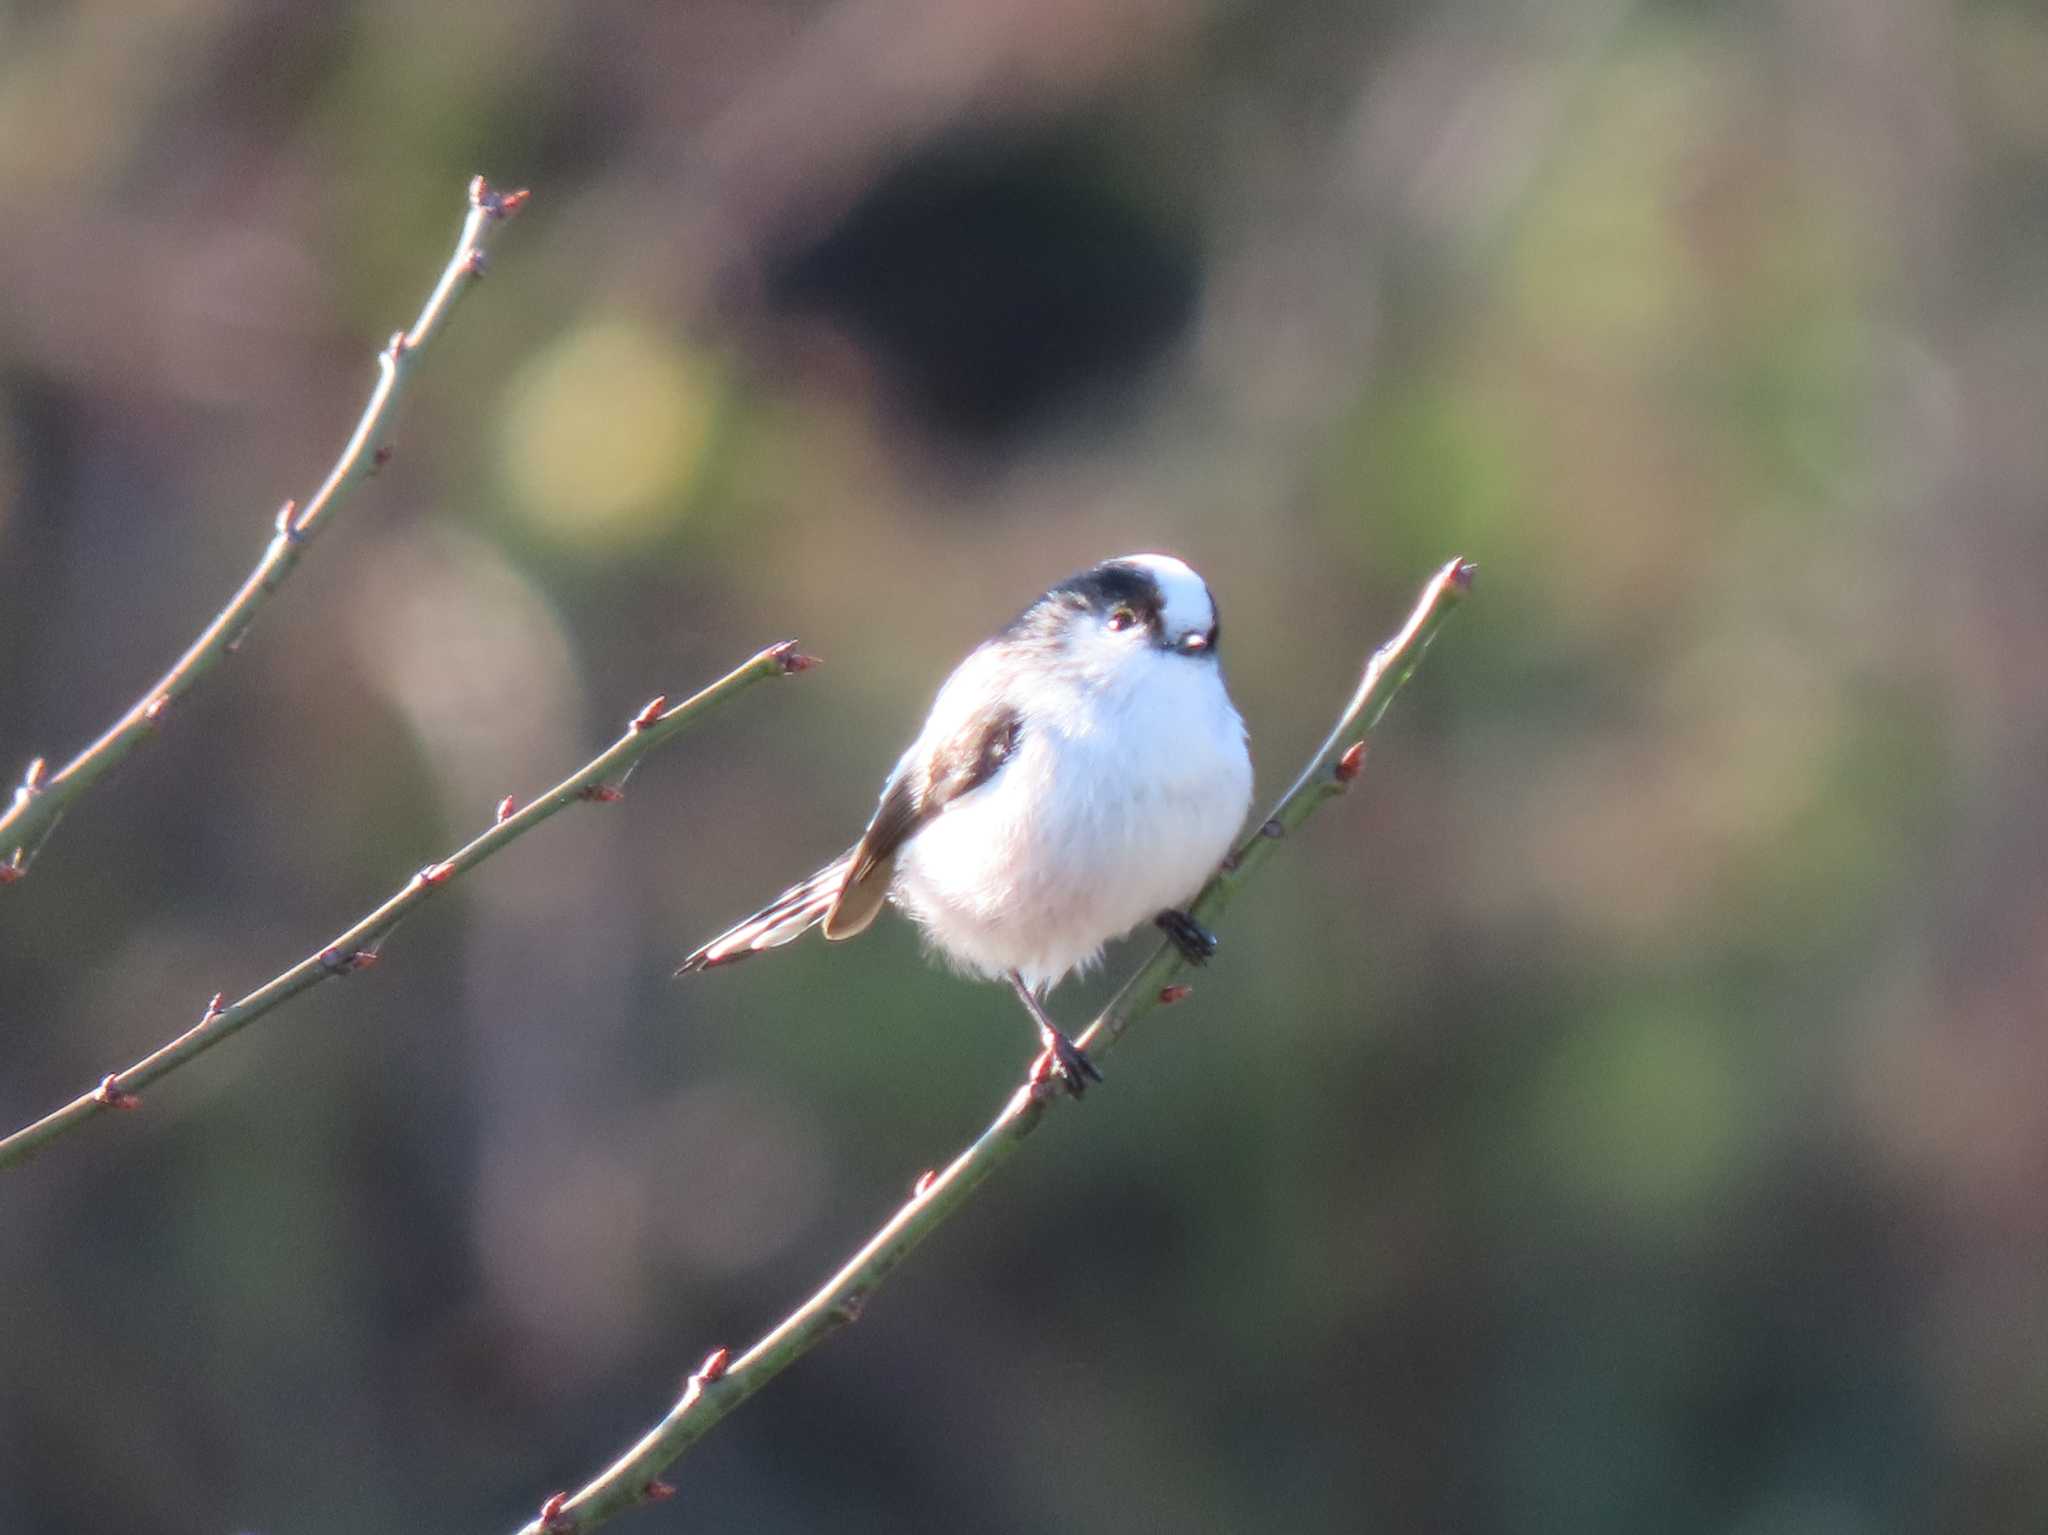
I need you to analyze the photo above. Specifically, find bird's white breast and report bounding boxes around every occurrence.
[892,642,1252,991]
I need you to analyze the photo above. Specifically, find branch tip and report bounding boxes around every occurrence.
[1158,983,1193,1005]
[93,1075,141,1111]
[471,178,530,218]
[1450,557,1478,591]
[629,695,668,732]
[767,641,820,674]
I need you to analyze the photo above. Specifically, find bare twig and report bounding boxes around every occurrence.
[0,175,530,886]
[0,642,816,1171]
[506,557,1474,1535]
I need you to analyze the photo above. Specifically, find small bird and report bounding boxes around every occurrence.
[678,553,1253,1096]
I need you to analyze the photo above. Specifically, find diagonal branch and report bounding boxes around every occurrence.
[507,557,1475,1535]
[0,642,815,1172]
[0,175,530,887]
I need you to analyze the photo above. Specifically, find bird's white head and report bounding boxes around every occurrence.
[1111,553,1219,653]
[1007,560,1212,667]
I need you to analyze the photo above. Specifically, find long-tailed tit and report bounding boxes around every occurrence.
[678,553,1253,1095]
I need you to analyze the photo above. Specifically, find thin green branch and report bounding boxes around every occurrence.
[509,557,1475,1535]
[0,642,814,1171]
[0,175,530,886]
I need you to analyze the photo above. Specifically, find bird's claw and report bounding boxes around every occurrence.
[1155,909,1219,966]
[1035,1029,1103,1099]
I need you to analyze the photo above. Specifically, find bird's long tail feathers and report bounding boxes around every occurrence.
[675,851,856,975]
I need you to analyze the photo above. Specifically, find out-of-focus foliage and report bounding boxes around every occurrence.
[0,1,2039,1530]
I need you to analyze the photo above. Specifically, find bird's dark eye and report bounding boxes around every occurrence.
[1107,607,1137,632]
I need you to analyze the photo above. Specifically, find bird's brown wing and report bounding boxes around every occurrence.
[822,703,1021,939]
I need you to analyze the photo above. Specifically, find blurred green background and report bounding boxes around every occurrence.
[2,1,2040,1530]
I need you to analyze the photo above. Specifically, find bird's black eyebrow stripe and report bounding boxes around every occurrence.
[1053,564,1164,617]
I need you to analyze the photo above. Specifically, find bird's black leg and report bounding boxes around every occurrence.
[1155,908,1219,965]
[1007,971,1102,1099]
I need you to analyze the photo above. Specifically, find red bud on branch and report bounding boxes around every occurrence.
[93,1076,141,1111]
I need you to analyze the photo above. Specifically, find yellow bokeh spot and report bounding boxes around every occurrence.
[498,319,717,548]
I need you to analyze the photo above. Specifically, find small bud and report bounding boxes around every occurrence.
[643,1481,676,1503]
[0,861,23,885]
[202,992,227,1020]
[630,695,668,732]
[836,1288,869,1324]
[22,757,46,793]
[319,948,380,974]
[495,795,517,823]
[1158,983,1193,1006]
[143,695,170,725]
[387,330,411,358]
[537,1491,573,1532]
[464,248,490,279]
[418,860,456,887]
[913,1169,937,1197]
[93,1075,141,1111]
[371,444,394,472]
[579,784,625,804]
[769,641,821,675]
[696,1347,730,1382]
[273,500,303,542]
[1259,818,1284,840]
[1334,740,1367,784]
[1451,558,1478,591]
[473,181,530,218]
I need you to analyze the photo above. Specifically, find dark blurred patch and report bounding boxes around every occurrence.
[767,133,1200,446]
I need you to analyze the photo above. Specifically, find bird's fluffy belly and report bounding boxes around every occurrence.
[891,675,1250,990]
